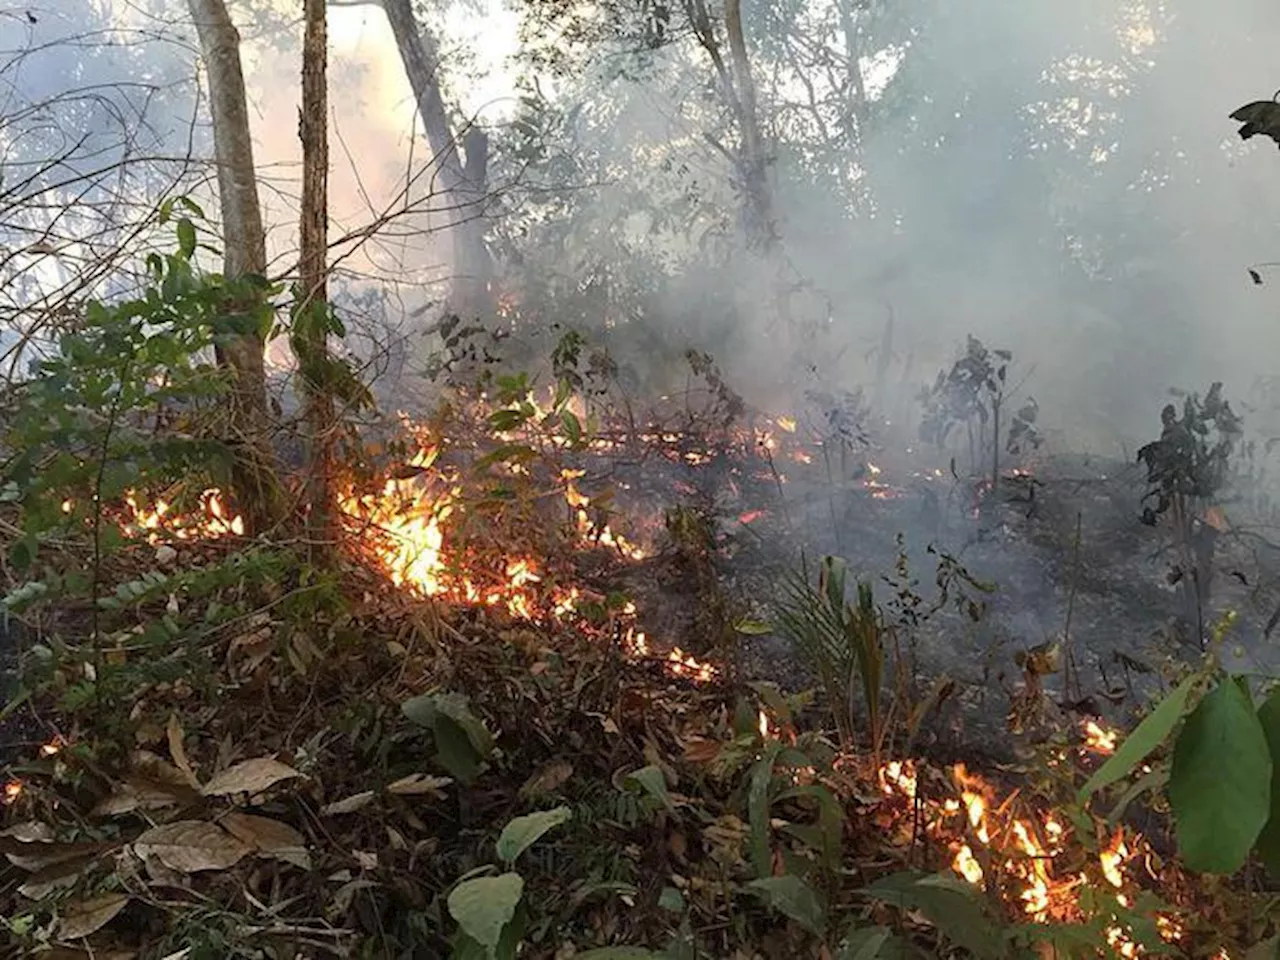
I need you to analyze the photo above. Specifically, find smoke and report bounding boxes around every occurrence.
[6,0,1280,456]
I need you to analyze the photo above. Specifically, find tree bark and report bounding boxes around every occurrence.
[722,0,776,251]
[298,0,336,555]
[187,0,284,535]
[379,0,493,319]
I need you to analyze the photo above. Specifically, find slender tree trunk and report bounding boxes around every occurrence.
[722,0,776,251]
[686,0,778,252]
[187,0,284,535]
[298,0,335,556]
[379,0,493,319]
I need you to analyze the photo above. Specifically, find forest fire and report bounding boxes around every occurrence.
[119,488,244,542]
[871,726,1192,955]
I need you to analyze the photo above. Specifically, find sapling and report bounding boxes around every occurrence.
[917,335,1041,491]
[1136,382,1242,644]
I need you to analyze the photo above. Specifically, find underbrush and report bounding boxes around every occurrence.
[1,228,1279,959]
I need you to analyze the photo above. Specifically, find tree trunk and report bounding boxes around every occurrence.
[722,0,776,251]
[187,0,284,535]
[298,0,336,556]
[379,0,493,319]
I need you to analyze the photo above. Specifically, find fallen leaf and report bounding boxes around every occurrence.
[386,773,453,797]
[57,892,129,940]
[133,820,250,873]
[4,839,114,872]
[219,812,310,869]
[166,714,200,790]
[201,757,302,798]
[322,791,375,815]
[18,854,96,899]
[519,760,573,799]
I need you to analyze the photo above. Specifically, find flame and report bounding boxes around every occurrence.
[776,416,797,433]
[1084,719,1119,755]
[758,709,770,739]
[1100,830,1128,889]
[879,759,917,798]
[121,488,245,542]
[3,780,21,804]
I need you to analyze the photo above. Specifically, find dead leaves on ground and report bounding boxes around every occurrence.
[3,751,317,951]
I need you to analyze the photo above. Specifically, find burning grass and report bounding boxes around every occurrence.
[0,392,1272,957]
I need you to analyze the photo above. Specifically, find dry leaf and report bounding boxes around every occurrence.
[133,820,250,873]
[5,839,113,872]
[166,714,200,790]
[386,773,453,797]
[57,892,129,940]
[18,854,96,899]
[519,761,573,799]
[1,821,54,842]
[219,812,310,869]
[201,757,302,797]
[322,791,375,815]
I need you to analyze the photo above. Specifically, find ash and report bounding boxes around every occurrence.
[716,449,1280,756]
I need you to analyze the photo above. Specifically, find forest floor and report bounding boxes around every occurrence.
[0,394,1275,958]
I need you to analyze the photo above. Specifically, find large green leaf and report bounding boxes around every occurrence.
[403,692,494,785]
[623,766,673,810]
[865,871,1005,959]
[838,926,899,959]
[496,807,572,865]
[745,875,826,936]
[1078,672,1199,804]
[1254,689,1280,875]
[748,742,782,878]
[1169,679,1272,873]
[447,873,524,952]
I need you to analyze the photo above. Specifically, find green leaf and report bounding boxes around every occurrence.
[1078,672,1199,804]
[447,873,523,951]
[748,742,782,877]
[734,619,773,636]
[561,411,582,445]
[1254,689,1280,875]
[745,875,826,936]
[575,950,660,959]
[657,886,685,913]
[403,692,494,785]
[496,807,572,865]
[838,926,904,960]
[1169,678,1272,873]
[866,871,1004,959]
[623,765,672,810]
[176,218,197,258]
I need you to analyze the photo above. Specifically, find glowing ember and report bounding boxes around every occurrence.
[775,416,797,433]
[879,759,918,798]
[3,780,21,804]
[1100,830,1129,888]
[1083,719,1119,755]
[122,488,245,542]
[758,709,770,739]
[954,844,985,884]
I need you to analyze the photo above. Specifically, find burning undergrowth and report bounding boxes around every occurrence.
[1,349,1278,956]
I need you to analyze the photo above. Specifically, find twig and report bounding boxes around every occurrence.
[1062,511,1082,703]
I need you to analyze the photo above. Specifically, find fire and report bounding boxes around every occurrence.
[758,709,770,739]
[1100,830,1128,888]
[1083,719,1119,755]
[872,758,1192,946]
[121,488,245,542]
[879,759,917,798]
[3,780,21,804]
